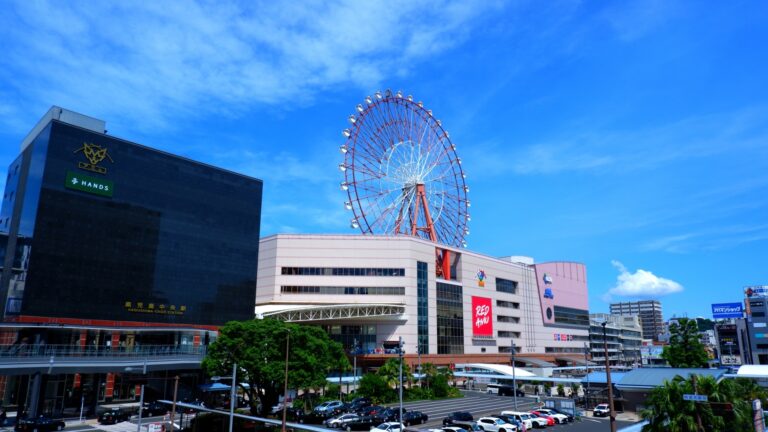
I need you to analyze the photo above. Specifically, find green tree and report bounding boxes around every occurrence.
[377,357,412,389]
[641,374,760,432]
[202,319,350,415]
[421,363,438,389]
[661,318,709,368]
[357,373,395,403]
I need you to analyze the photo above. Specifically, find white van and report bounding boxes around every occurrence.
[499,412,533,430]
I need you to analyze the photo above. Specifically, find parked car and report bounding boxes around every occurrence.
[476,417,517,432]
[443,411,474,428]
[325,413,361,429]
[343,415,381,431]
[548,408,574,422]
[499,412,533,431]
[593,404,610,417]
[379,407,406,422]
[314,400,345,414]
[14,416,66,431]
[299,410,335,424]
[441,427,469,432]
[98,408,130,425]
[495,414,525,432]
[371,422,404,432]
[359,405,384,416]
[532,409,567,425]
[527,412,552,428]
[402,411,428,426]
[347,397,372,412]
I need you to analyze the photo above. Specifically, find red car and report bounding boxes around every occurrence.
[529,412,555,427]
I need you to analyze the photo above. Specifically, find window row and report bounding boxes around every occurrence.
[497,331,521,338]
[545,347,586,353]
[281,267,405,276]
[496,300,520,309]
[280,286,405,295]
[496,277,518,294]
[498,315,520,323]
[554,306,590,327]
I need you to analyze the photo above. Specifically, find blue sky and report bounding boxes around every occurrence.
[0,1,766,320]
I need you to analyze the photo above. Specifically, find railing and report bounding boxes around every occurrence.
[0,343,206,360]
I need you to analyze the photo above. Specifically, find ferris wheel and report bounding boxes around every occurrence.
[339,89,470,248]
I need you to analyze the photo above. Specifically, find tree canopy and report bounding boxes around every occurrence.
[202,319,349,414]
[641,374,766,432]
[661,318,709,368]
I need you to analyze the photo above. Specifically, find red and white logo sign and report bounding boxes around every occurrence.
[472,296,493,336]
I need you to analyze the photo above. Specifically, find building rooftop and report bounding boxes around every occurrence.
[615,368,726,391]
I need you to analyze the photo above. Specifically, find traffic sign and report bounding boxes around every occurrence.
[683,394,709,402]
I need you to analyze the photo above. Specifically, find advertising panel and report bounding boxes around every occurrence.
[712,302,744,319]
[471,296,493,336]
[745,286,768,298]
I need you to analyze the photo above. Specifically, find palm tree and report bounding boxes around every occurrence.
[421,362,438,390]
[377,358,412,389]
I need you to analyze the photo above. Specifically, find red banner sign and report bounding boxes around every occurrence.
[472,296,493,336]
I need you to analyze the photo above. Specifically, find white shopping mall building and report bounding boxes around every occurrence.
[255,234,591,368]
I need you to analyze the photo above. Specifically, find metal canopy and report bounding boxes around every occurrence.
[258,304,406,322]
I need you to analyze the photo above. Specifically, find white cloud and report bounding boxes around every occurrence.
[606,260,683,299]
[0,0,501,131]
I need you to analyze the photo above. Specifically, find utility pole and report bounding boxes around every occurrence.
[136,385,144,432]
[353,338,358,393]
[691,375,704,432]
[282,329,291,432]
[510,339,518,410]
[417,346,422,388]
[398,336,404,425]
[584,342,590,408]
[602,322,617,432]
[170,375,179,432]
[229,363,237,432]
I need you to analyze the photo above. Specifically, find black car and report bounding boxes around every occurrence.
[142,401,169,417]
[347,397,372,413]
[98,408,130,425]
[14,416,66,431]
[443,411,474,428]
[378,407,406,422]
[299,410,335,424]
[498,385,525,397]
[343,415,380,431]
[358,405,385,417]
[401,410,428,426]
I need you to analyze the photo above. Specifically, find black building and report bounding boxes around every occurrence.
[0,107,263,326]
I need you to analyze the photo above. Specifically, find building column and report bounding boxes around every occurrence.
[105,373,115,402]
[27,372,42,417]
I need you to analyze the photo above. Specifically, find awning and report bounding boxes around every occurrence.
[199,382,231,392]
[518,358,557,368]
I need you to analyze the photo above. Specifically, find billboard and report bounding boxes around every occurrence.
[471,296,493,336]
[745,286,768,298]
[533,262,588,326]
[712,302,744,319]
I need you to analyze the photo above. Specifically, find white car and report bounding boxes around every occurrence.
[593,403,610,417]
[499,412,533,431]
[525,414,548,429]
[476,417,517,432]
[371,422,404,432]
[533,409,568,424]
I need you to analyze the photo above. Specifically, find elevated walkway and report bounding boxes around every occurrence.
[0,344,205,375]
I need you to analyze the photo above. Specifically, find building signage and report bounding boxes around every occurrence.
[745,286,768,298]
[471,296,493,336]
[124,301,186,316]
[477,270,486,287]
[712,302,744,319]
[721,355,742,365]
[65,171,114,197]
[74,142,113,174]
[683,394,709,402]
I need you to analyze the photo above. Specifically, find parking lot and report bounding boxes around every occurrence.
[395,391,637,431]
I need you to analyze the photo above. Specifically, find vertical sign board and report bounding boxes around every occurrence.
[471,296,493,336]
[712,302,744,319]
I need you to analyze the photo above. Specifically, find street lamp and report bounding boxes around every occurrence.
[601,322,617,432]
[282,329,291,432]
[510,339,518,410]
[584,342,590,408]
